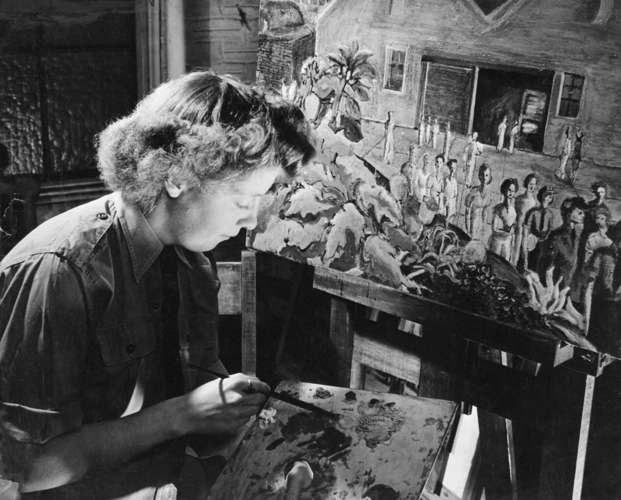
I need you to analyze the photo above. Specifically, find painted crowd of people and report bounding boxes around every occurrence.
[388,134,619,353]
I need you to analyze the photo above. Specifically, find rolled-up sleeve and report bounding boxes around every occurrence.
[0,253,89,481]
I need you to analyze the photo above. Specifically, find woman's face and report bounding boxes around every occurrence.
[596,213,608,229]
[569,207,585,225]
[527,176,538,194]
[422,156,430,172]
[505,183,516,200]
[165,166,282,252]
[480,168,491,185]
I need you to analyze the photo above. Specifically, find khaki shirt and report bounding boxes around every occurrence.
[0,194,220,499]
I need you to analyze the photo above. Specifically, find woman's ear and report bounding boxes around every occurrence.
[164,177,184,199]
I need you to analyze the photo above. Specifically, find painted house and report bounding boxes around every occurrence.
[316,0,621,168]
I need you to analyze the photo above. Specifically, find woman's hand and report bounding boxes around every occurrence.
[176,373,270,436]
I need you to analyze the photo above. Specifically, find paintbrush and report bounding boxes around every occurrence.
[187,364,339,419]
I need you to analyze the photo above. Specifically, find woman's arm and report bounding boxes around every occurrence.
[21,373,268,493]
[491,206,506,233]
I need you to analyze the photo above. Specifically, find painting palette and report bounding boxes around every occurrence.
[209,382,457,499]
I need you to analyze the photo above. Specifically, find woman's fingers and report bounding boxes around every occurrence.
[225,373,271,395]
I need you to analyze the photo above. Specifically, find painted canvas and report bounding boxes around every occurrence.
[209,381,457,499]
[249,0,621,358]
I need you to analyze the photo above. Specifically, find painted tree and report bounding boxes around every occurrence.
[326,40,377,142]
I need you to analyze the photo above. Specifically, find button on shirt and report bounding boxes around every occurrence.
[0,194,220,499]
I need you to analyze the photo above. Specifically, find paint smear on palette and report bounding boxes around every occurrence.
[362,483,399,500]
[258,407,277,429]
[313,386,333,399]
[281,412,352,459]
[265,437,285,450]
[277,411,356,495]
[344,390,357,403]
[355,399,405,449]
[424,417,446,433]
[281,412,327,440]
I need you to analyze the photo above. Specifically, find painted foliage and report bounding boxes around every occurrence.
[251,0,621,357]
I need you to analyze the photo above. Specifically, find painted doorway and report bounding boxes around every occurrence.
[420,61,474,135]
[473,67,554,152]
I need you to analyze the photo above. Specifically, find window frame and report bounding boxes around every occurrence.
[383,45,408,94]
[556,72,585,119]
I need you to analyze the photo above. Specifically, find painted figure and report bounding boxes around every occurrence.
[538,196,587,294]
[497,115,508,152]
[390,162,413,205]
[431,117,440,150]
[464,163,493,242]
[420,154,445,224]
[509,120,519,154]
[464,132,483,187]
[0,71,315,496]
[425,116,432,145]
[555,126,573,182]
[383,111,395,165]
[569,128,584,185]
[444,159,459,224]
[585,182,610,236]
[418,118,425,146]
[413,153,431,203]
[405,143,419,194]
[489,178,518,261]
[513,173,539,267]
[584,222,621,355]
[443,121,452,157]
[523,186,555,270]
[584,206,613,265]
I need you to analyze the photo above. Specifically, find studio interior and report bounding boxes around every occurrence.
[1,1,621,499]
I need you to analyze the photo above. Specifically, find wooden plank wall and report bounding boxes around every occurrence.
[185,0,260,83]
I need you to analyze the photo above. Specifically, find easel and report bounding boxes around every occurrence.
[308,265,613,500]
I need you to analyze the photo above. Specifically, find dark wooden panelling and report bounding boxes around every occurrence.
[424,62,473,135]
[44,50,137,177]
[0,55,43,175]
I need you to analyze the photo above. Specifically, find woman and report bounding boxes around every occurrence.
[496,115,508,152]
[464,131,483,187]
[555,126,573,182]
[444,159,459,224]
[420,154,445,224]
[412,152,431,203]
[0,71,315,498]
[584,206,613,265]
[513,173,538,266]
[464,163,493,242]
[383,111,395,165]
[522,186,555,270]
[489,178,519,261]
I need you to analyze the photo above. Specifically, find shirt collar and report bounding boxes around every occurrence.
[114,193,164,282]
[114,194,195,281]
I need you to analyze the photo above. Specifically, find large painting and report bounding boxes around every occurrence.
[250,0,621,359]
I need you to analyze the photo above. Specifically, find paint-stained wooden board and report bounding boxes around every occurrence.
[209,382,457,499]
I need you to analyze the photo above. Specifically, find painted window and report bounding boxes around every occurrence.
[558,73,584,118]
[384,47,406,92]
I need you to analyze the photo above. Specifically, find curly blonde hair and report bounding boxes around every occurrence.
[97,71,315,214]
